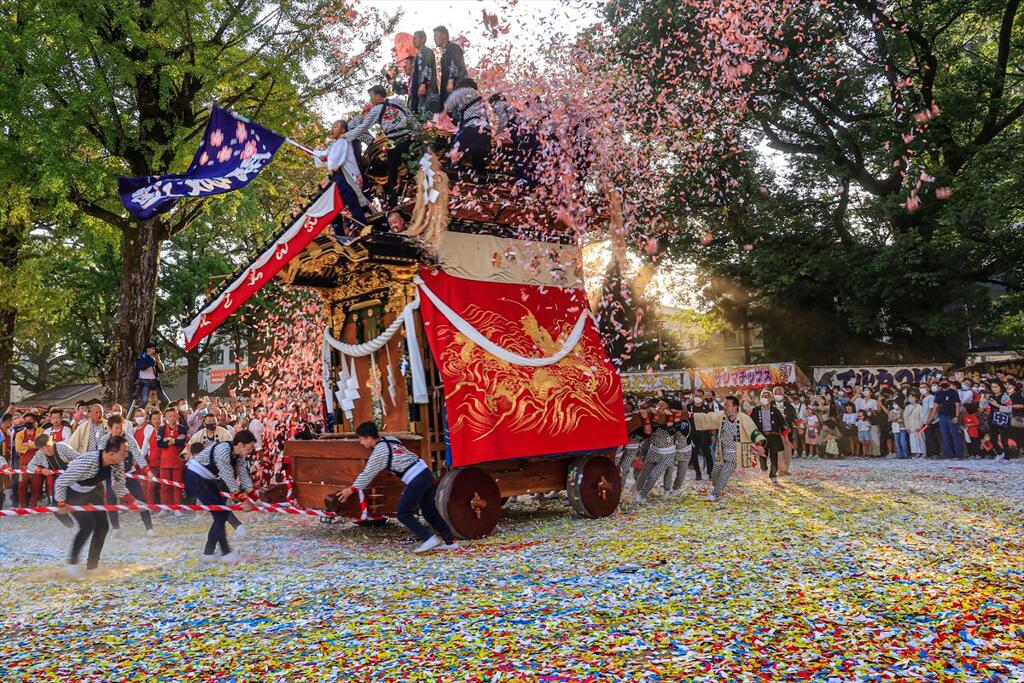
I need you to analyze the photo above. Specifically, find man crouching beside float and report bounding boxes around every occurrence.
[337,422,460,554]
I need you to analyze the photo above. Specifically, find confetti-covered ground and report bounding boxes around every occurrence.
[1,458,1022,682]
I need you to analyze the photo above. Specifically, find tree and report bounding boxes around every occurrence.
[606,0,1024,362]
[2,1,393,401]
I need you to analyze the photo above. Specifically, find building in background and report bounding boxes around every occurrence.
[653,304,765,367]
[198,340,248,393]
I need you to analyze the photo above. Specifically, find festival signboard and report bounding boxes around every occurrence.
[619,371,688,394]
[691,362,798,390]
[813,365,949,389]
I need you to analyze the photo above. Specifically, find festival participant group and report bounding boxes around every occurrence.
[312,25,565,237]
[0,348,325,580]
[617,369,1023,505]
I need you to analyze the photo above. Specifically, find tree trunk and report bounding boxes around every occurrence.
[186,347,201,402]
[105,219,164,404]
[0,307,14,407]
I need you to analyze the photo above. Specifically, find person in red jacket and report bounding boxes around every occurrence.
[135,410,162,503]
[156,407,187,515]
[14,415,41,506]
[961,404,982,459]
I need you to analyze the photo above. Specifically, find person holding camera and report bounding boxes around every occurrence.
[135,343,168,408]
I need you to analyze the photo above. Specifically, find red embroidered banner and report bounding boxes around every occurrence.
[183,183,342,351]
[417,268,627,467]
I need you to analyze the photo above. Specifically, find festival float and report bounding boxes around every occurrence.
[183,142,628,539]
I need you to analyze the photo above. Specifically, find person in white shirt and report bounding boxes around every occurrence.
[316,119,370,229]
[247,406,266,453]
[958,380,976,405]
[920,383,938,457]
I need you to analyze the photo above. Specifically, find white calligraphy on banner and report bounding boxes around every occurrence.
[813,365,949,388]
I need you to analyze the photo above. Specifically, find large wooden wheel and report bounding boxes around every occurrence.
[566,453,622,518]
[435,467,502,539]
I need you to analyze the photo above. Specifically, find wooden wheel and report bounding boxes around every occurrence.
[567,453,621,518]
[436,467,502,539]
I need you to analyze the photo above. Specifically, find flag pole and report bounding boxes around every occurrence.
[285,137,318,157]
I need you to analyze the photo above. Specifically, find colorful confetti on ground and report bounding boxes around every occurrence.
[1,458,1022,682]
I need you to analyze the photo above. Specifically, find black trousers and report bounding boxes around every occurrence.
[454,125,491,183]
[384,138,411,207]
[396,469,454,544]
[926,423,941,457]
[106,475,152,531]
[67,488,109,569]
[690,437,714,480]
[332,171,367,229]
[214,479,242,530]
[185,470,230,556]
[759,444,781,480]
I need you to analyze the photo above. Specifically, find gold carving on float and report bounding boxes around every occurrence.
[435,303,617,440]
[321,265,418,318]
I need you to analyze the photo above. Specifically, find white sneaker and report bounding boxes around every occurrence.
[111,528,122,539]
[233,524,246,539]
[414,535,443,554]
[707,493,718,503]
[64,563,86,581]
[634,494,647,505]
[219,551,242,565]
[199,552,219,564]
[145,528,156,538]
[439,541,460,551]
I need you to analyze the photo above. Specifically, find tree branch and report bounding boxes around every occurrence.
[69,189,132,232]
[169,202,206,237]
[977,0,1023,142]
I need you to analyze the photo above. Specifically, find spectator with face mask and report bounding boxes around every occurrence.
[13,414,42,507]
[903,391,926,458]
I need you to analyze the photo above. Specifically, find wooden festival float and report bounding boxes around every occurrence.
[183,139,628,539]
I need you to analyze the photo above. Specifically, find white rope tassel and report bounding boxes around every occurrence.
[322,334,335,414]
[324,313,407,357]
[323,297,429,405]
[413,275,591,367]
[386,343,398,408]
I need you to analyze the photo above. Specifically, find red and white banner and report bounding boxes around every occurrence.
[183,183,343,351]
[417,268,626,467]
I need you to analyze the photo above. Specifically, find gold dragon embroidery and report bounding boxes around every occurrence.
[437,299,618,440]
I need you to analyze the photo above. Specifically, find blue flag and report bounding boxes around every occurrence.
[117,107,286,220]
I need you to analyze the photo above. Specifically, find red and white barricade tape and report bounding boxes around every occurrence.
[1,467,361,522]
[0,501,337,518]
[1,467,187,490]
